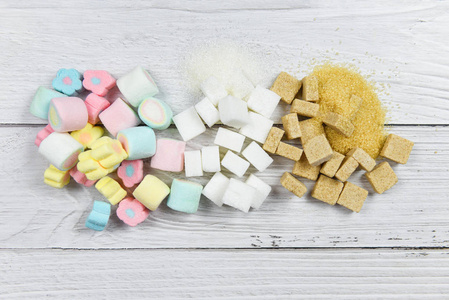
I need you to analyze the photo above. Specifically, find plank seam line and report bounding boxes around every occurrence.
[1,247,448,251]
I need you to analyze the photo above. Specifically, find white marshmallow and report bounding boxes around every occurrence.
[218,95,249,129]
[245,174,272,209]
[247,85,281,118]
[202,172,230,206]
[173,107,206,141]
[227,70,254,99]
[200,76,228,106]
[214,127,245,153]
[241,141,273,172]
[239,112,274,144]
[195,97,220,127]
[201,146,221,173]
[38,132,84,171]
[184,150,203,177]
[221,151,250,177]
[116,66,159,107]
[222,178,256,213]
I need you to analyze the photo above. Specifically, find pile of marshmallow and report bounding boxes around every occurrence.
[30,66,281,231]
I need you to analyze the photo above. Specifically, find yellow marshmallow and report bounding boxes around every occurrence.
[91,139,128,169]
[77,150,113,181]
[44,165,70,188]
[133,175,170,211]
[90,136,114,150]
[95,176,127,205]
[70,123,104,149]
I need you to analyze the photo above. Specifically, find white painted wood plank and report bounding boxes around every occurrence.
[1,249,449,299]
[1,125,448,249]
[0,1,448,125]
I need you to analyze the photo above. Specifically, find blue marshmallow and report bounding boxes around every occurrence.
[85,201,111,231]
[167,179,203,214]
[30,87,67,119]
[117,126,157,160]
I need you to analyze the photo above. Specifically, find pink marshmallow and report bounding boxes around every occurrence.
[116,197,149,227]
[117,160,144,188]
[48,97,88,132]
[69,165,97,187]
[83,70,116,96]
[84,93,111,124]
[99,98,140,137]
[150,138,186,172]
[35,124,54,147]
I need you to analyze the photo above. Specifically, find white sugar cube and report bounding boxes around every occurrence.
[245,174,272,209]
[227,70,254,99]
[218,95,249,129]
[247,85,281,118]
[184,150,203,177]
[239,112,274,144]
[241,141,273,172]
[195,97,220,128]
[200,76,228,106]
[221,151,250,177]
[202,172,230,206]
[214,127,245,153]
[173,107,206,141]
[222,178,256,213]
[201,145,221,173]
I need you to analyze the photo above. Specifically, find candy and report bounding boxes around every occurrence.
[116,197,150,226]
[221,151,250,177]
[247,85,281,118]
[194,97,220,127]
[91,139,128,169]
[202,172,230,207]
[30,87,67,119]
[116,66,159,107]
[35,124,54,147]
[150,138,186,172]
[95,176,127,205]
[48,97,88,132]
[52,68,83,96]
[245,174,271,209]
[83,70,116,96]
[218,95,249,129]
[70,123,104,149]
[39,132,84,171]
[44,165,70,188]
[117,126,156,160]
[227,70,254,99]
[172,107,206,141]
[133,175,170,211]
[117,160,144,188]
[270,72,302,105]
[77,150,112,181]
[311,175,344,205]
[84,93,111,124]
[222,178,256,213]
[242,141,273,172]
[85,201,111,231]
[167,179,203,214]
[200,76,228,106]
[69,165,97,187]
[262,127,285,154]
[214,127,245,153]
[201,146,221,173]
[99,98,140,137]
[239,112,274,144]
[184,150,203,177]
[138,97,173,130]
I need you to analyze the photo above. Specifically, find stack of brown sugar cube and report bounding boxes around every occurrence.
[265,72,414,213]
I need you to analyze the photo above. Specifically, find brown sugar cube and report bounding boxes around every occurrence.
[311,175,344,205]
[270,72,302,104]
[303,134,333,166]
[262,127,284,154]
[380,134,414,164]
[299,118,325,144]
[276,142,303,161]
[347,147,376,171]
[320,151,345,178]
[337,181,369,213]
[301,75,319,102]
[280,172,307,198]
[281,113,302,140]
[347,95,363,120]
[365,161,398,194]
[292,154,321,181]
[290,99,320,118]
[323,112,354,137]
[335,156,359,182]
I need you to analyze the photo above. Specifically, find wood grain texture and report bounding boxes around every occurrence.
[1,0,449,125]
[1,249,449,299]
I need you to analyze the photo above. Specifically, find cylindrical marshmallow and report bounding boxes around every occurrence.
[117,126,156,160]
[98,98,140,137]
[84,93,111,124]
[138,97,173,130]
[30,87,67,119]
[38,132,84,171]
[48,97,88,132]
[35,124,54,147]
[116,66,159,107]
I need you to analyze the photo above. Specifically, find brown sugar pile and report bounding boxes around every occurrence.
[310,63,386,158]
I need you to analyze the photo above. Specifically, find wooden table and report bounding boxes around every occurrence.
[1,1,449,298]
